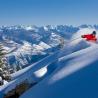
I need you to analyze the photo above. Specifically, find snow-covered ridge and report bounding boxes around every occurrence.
[21,39,98,98]
[0,25,80,70]
[0,25,98,98]
[0,30,97,96]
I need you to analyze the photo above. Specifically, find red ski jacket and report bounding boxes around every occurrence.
[81,34,97,42]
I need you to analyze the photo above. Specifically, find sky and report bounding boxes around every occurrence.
[0,0,98,26]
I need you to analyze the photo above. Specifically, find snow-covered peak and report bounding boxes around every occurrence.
[1,25,98,98]
[23,25,38,31]
[25,26,33,30]
[43,26,49,31]
[39,41,51,49]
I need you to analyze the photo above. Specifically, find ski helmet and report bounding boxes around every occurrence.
[92,31,96,35]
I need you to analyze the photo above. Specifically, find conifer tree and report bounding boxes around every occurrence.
[0,43,11,82]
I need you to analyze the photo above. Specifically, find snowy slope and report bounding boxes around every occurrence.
[20,42,98,98]
[0,25,98,98]
[72,28,98,39]
[20,29,98,98]
[0,32,87,93]
[1,25,97,71]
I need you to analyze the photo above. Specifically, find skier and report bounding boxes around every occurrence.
[81,31,97,42]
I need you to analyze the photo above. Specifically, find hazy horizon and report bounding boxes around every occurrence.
[0,0,98,26]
